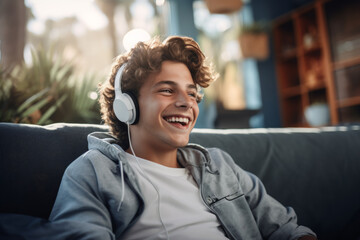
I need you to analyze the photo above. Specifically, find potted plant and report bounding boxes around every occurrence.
[239,22,269,60]
[204,0,243,14]
[0,47,102,124]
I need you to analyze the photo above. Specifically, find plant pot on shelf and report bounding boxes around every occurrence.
[204,0,243,14]
[239,33,269,60]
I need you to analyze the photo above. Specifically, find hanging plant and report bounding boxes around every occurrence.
[239,22,270,60]
[204,0,243,14]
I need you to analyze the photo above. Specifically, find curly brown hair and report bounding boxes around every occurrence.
[99,36,217,149]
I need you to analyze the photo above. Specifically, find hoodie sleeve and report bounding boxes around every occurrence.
[219,149,317,240]
[0,213,115,240]
[49,151,115,239]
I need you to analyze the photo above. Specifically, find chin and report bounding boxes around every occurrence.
[172,137,190,148]
[177,142,189,148]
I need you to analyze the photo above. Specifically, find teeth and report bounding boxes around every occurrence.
[166,117,189,124]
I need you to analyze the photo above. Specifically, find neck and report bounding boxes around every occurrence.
[126,141,181,168]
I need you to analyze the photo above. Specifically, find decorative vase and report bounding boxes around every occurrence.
[304,103,330,127]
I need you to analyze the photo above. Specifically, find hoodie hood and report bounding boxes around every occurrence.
[87,132,214,168]
[87,132,128,164]
[88,132,133,212]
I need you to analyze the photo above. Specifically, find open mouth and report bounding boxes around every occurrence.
[164,116,191,127]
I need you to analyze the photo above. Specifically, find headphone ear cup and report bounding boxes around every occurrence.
[113,94,133,124]
[112,62,140,124]
[113,92,139,124]
[124,91,140,124]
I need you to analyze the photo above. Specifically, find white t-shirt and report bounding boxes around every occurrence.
[121,153,229,240]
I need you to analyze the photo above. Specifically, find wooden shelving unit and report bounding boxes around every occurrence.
[273,0,360,127]
[325,0,360,124]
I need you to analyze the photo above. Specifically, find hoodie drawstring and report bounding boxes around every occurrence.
[117,160,125,212]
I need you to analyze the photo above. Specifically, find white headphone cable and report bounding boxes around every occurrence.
[126,123,170,240]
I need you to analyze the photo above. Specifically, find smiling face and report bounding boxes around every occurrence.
[130,61,199,153]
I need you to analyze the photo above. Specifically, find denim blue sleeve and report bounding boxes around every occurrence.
[0,213,115,240]
[49,151,115,238]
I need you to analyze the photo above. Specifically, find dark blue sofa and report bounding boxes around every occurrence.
[0,122,360,239]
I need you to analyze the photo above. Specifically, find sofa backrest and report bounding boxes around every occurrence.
[0,123,108,218]
[1,122,360,240]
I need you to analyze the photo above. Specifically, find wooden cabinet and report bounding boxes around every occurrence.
[324,0,360,124]
[273,0,360,127]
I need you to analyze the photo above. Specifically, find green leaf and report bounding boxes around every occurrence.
[55,64,72,82]
[50,60,61,81]
[37,94,68,125]
[20,96,50,119]
[17,88,50,113]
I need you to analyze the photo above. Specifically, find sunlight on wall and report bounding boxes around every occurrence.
[26,0,107,34]
[156,0,165,6]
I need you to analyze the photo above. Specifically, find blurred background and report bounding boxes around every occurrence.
[1,0,359,128]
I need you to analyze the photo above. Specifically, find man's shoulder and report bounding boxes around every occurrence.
[65,149,117,175]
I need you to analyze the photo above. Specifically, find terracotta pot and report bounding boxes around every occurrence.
[239,33,269,60]
[205,0,243,14]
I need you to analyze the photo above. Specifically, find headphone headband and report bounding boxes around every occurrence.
[114,63,127,95]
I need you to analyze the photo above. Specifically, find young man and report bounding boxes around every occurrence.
[50,36,317,239]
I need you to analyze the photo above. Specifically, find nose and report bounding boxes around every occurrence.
[175,91,193,109]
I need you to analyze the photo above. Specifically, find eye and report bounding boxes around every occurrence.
[159,88,173,94]
[188,91,197,98]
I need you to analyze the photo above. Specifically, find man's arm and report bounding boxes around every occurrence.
[219,149,317,240]
[0,213,115,240]
[49,153,115,238]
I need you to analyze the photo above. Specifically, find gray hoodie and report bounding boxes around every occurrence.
[49,132,316,240]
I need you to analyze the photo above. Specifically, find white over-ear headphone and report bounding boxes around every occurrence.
[113,63,140,124]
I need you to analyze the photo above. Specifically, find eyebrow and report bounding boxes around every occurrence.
[153,80,197,90]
